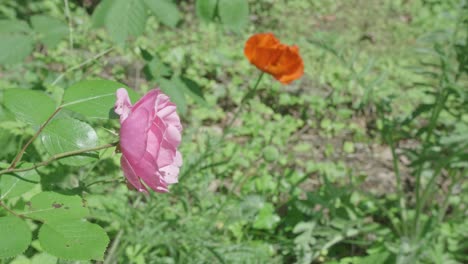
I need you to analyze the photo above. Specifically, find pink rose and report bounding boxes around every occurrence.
[114,88,182,193]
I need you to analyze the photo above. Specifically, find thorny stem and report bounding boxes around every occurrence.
[0,142,118,176]
[9,107,63,169]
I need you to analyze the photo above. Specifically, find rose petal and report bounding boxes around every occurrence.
[121,155,147,192]
[117,88,183,194]
[120,107,150,163]
[115,88,133,122]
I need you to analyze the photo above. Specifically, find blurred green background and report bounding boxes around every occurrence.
[0,0,467,263]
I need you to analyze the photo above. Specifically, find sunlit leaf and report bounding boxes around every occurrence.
[62,80,136,120]
[253,203,280,230]
[39,220,109,261]
[0,216,32,258]
[0,20,34,65]
[31,252,58,264]
[41,118,98,166]
[105,0,147,43]
[0,166,40,200]
[31,15,68,49]
[91,0,113,28]
[22,192,89,222]
[144,0,181,28]
[196,0,218,22]
[218,0,249,29]
[3,89,57,129]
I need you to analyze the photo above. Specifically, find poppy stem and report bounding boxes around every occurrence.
[224,72,265,133]
[0,142,119,176]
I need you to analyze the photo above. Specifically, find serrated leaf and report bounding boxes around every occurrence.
[0,216,32,258]
[39,220,109,261]
[62,80,137,120]
[3,89,57,129]
[22,192,88,222]
[196,0,218,23]
[159,77,187,115]
[31,15,68,49]
[91,0,113,28]
[41,118,99,166]
[218,0,249,29]
[105,0,147,43]
[144,0,181,28]
[0,20,34,65]
[0,166,40,200]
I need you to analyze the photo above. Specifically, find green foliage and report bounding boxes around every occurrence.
[103,0,147,44]
[62,79,134,120]
[218,0,249,29]
[0,0,467,263]
[23,192,88,222]
[39,220,109,261]
[196,0,218,23]
[0,14,68,65]
[41,118,98,166]
[143,0,181,28]
[30,15,68,49]
[0,216,31,258]
[196,0,250,29]
[92,0,181,43]
[3,89,56,128]
[0,167,39,200]
[0,20,34,65]
[0,192,110,261]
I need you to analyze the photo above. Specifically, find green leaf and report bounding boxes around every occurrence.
[39,220,109,261]
[0,20,34,65]
[196,0,218,23]
[253,203,280,230]
[144,0,181,28]
[218,0,249,29]
[0,20,31,34]
[143,55,173,81]
[262,146,279,162]
[0,216,32,258]
[105,0,147,43]
[0,167,40,200]
[3,89,57,128]
[41,118,99,166]
[159,77,187,115]
[31,15,68,49]
[22,192,89,222]
[62,80,137,120]
[91,0,113,28]
[180,77,207,106]
[31,252,58,264]
[343,141,355,153]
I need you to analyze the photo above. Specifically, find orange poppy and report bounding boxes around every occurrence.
[244,33,304,84]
